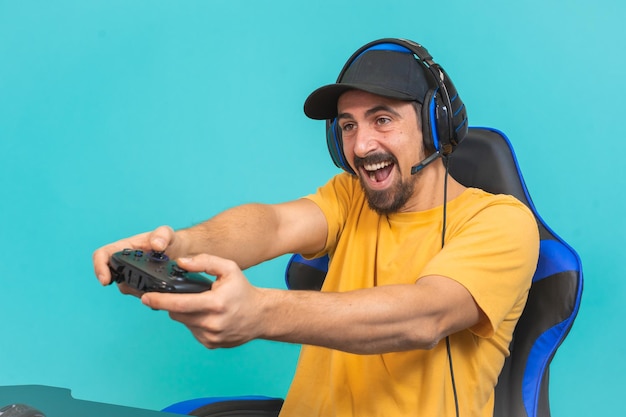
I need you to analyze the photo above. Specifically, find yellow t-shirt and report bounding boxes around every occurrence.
[279,173,539,417]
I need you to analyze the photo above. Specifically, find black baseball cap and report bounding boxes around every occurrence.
[304,46,432,120]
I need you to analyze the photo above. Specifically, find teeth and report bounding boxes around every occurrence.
[364,161,391,171]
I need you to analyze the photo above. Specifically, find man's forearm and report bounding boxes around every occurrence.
[175,203,283,269]
[173,199,327,269]
[256,276,482,354]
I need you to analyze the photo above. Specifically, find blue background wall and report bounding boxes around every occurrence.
[1,0,624,414]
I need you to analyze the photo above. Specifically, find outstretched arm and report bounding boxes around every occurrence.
[175,199,328,269]
[141,254,483,354]
[93,198,327,285]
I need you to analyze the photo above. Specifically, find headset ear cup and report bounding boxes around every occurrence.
[434,93,452,155]
[421,89,438,153]
[326,119,355,174]
[440,67,468,151]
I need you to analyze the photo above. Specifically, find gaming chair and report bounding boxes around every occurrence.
[449,127,583,417]
[163,127,583,417]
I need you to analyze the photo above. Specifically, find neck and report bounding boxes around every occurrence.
[402,158,466,212]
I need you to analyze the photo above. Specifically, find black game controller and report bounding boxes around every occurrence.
[109,249,213,293]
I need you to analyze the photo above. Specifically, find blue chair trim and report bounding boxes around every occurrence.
[522,319,571,417]
[162,395,278,414]
[533,240,580,283]
[284,254,329,288]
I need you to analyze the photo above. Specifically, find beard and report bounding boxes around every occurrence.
[354,153,418,215]
[360,175,416,215]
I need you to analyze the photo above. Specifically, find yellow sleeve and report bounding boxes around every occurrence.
[420,196,540,338]
[303,173,360,257]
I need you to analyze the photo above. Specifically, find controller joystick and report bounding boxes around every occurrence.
[150,251,169,262]
[170,265,188,280]
[109,249,213,293]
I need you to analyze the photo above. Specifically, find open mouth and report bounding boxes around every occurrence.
[362,160,395,183]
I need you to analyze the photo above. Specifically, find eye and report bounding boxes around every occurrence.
[341,122,356,132]
[375,116,391,126]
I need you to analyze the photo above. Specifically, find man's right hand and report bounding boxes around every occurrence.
[92,225,180,286]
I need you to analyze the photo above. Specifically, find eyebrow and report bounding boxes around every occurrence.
[337,105,402,121]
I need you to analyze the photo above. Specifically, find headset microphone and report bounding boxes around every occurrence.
[410,151,441,175]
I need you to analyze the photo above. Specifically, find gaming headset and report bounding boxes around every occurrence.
[324,38,468,175]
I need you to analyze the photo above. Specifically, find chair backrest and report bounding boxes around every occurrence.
[285,127,583,417]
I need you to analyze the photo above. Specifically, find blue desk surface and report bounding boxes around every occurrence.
[0,385,180,417]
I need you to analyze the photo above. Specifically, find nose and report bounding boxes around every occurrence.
[350,124,379,158]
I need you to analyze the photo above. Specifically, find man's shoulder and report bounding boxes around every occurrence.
[305,172,364,205]
[450,188,538,240]
[459,187,534,216]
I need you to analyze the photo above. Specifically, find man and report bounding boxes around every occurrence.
[93,39,539,416]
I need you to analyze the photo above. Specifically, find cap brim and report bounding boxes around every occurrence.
[303,83,417,120]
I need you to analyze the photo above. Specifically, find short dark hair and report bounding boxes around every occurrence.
[411,101,422,129]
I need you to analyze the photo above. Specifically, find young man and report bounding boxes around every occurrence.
[93,39,539,416]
